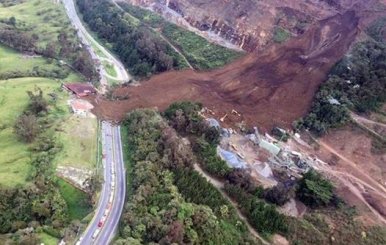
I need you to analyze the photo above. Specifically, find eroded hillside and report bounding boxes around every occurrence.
[124,0,375,51]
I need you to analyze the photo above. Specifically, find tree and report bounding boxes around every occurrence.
[14,114,39,143]
[297,170,334,208]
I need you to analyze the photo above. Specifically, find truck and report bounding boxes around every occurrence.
[92,228,101,240]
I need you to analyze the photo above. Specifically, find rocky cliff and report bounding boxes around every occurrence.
[124,0,353,51]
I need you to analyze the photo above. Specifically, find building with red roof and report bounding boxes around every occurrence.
[63,83,97,97]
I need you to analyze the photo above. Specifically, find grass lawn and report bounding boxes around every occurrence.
[0,0,77,49]
[55,115,98,170]
[0,77,67,187]
[0,44,59,74]
[57,178,91,220]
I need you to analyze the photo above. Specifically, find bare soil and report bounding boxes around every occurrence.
[307,125,386,225]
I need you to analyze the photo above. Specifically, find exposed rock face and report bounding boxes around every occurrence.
[124,0,354,51]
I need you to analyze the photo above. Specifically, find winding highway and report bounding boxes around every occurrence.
[77,122,126,245]
[61,0,131,91]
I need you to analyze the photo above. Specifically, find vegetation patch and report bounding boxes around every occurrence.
[0,44,72,80]
[0,0,98,81]
[119,2,244,70]
[367,16,386,42]
[57,178,91,220]
[273,27,291,43]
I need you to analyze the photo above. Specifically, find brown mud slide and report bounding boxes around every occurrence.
[89,1,382,131]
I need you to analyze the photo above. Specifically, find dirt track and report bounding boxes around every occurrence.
[89,1,381,131]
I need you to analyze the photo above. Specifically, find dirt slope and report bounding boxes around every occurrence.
[90,0,383,131]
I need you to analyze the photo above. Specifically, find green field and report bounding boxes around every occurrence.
[0,77,68,187]
[55,115,98,170]
[0,0,76,48]
[58,178,91,220]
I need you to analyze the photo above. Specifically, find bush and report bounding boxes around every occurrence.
[264,183,296,206]
[14,114,39,143]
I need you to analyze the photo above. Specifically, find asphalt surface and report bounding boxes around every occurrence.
[61,0,131,89]
[78,122,126,245]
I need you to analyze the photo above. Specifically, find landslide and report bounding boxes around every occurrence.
[90,0,383,131]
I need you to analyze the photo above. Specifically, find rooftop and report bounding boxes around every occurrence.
[64,83,97,97]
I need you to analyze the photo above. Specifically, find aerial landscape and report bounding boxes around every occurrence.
[0,0,385,244]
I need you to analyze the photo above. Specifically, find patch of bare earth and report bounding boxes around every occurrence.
[314,125,386,225]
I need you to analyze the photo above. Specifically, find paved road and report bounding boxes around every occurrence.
[77,122,126,245]
[61,0,131,90]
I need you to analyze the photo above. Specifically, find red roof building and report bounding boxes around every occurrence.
[63,83,97,97]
